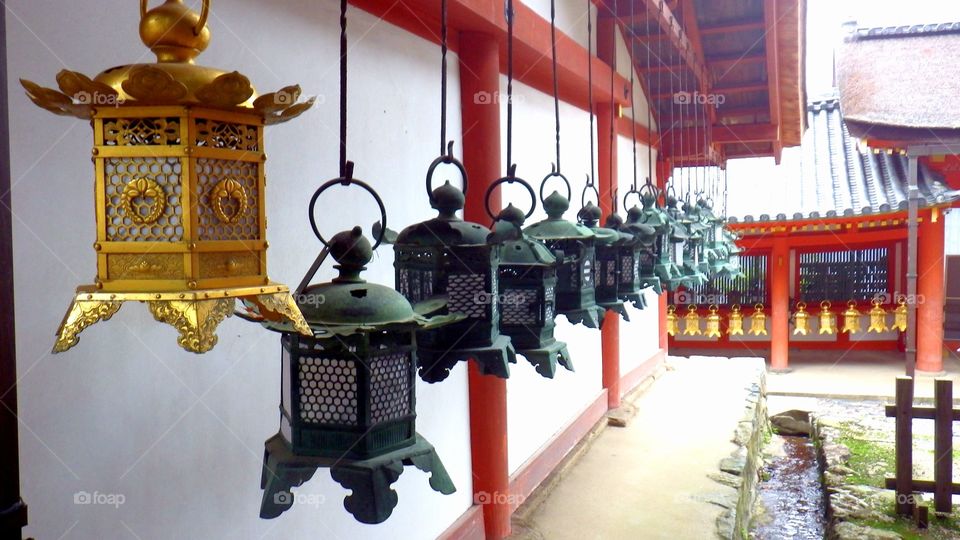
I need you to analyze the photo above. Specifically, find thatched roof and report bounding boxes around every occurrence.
[838,23,960,143]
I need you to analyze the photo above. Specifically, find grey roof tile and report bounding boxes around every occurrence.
[732,96,955,223]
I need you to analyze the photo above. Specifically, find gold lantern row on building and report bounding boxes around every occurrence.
[22,0,315,353]
[792,301,810,335]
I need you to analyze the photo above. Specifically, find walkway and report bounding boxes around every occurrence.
[508,356,765,540]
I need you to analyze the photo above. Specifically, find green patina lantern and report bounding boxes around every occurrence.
[247,171,456,524]
[524,170,605,328]
[627,183,684,292]
[664,191,703,289]
[679,196,709,286]
[391,150,516,383]
[487,173,571,378]
[697,197,741,277]
[578,195,632,317]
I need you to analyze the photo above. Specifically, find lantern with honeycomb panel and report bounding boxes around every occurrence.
[524,171,605,328]
[21,0,314,353]
[252,175,458,524]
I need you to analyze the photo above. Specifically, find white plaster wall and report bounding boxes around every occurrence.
[9,1,473,539]
[616,133,660,374]
[499,76,605,475]
[525,0,593,50]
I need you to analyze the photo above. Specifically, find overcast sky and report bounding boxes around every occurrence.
[721,0,960,218]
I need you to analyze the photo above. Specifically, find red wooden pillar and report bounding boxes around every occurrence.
[459,32,511,540]
[770,237,790,371]
[597,100,620,408]
[917,209,946,373]
[597,15,620,409]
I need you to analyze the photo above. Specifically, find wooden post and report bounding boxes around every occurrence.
[895,376,915,516]
[459,31,511,540]
[0,1,27,534]
[597,13,620,410]
[934,378,953,513]
[770,237,789,371]
[905,157,919,376]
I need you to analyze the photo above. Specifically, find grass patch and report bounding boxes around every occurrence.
[859,514,960,540]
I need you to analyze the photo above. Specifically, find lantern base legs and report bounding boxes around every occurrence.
[54,284,310,354]
[639,277,662,295]
[599,300,631,321]
[416,335,517,383]
[260,433,455,524]
[517,340,572,378]
[561,305,605,329]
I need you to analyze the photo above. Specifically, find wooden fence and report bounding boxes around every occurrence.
[884,376,957,517]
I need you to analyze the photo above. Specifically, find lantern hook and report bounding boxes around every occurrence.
[425,141,468,203]
[580,174,600,209]
[308,162,387,251]
[484,168,536,222]
[538,165,572,204]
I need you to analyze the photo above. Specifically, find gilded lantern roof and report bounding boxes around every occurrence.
[20,0,313,125]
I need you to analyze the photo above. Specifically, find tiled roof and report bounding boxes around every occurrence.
[729,97,957,224]
[849,22,960,40]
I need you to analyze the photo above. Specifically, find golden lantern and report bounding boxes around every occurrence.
[868,300,889,333]
[705,305,722,338]
[891,298,908,332]
[21,0,315,353]
[683,304,702,336]
[749,303,768,336]
[727,304,745,336]
[842,301,862,334]
[792,301,810,336]
[818,301,837,335]
[666,305,679,336]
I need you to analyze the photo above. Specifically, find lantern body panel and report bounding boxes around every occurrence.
[95,107,267,292]
[499,264,557,349]
[281,332,417,461]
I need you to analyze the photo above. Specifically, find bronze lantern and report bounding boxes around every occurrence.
[524,171,605,328]
[577,198,632,318]
[487,174,571,378]
[250,174,457,524]
[391,150,516,382]
[629,184,684,292]
[21,0,314,353]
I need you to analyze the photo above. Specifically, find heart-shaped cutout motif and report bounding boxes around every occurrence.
[211,178,248,224]
[121,177,166,224]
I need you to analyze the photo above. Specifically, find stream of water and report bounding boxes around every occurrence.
[752,435,827,539]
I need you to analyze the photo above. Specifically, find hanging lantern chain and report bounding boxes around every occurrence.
[339,0,348,177]
[550,0,562,173]
[629,0,639,191]
[608,0,617,197]
[646,1,654,189]
[587,0,595,189]
[506,0,515,174]
[440,0,449,156]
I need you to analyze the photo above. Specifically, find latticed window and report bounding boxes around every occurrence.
[687,254,768,305]
[798,248,889,302]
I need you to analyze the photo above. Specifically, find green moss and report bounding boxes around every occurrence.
[858,514,960,539]
[836,435,895,487]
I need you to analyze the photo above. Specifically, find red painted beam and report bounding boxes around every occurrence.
[700,18,766,35]
[349,0,632,113]
[763,0,784,163]
[459,32,510,540]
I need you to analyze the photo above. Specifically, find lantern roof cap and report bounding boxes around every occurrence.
[578,202,627,245]
[396,182,490,246]
[604,213,625,229]
[524,192,595,241]
[296,228,459,335]
[21,0,313,125]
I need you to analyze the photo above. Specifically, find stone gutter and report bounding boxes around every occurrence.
[711,367,769,539]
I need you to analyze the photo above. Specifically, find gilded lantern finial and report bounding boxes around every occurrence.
[140,0,211,63]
